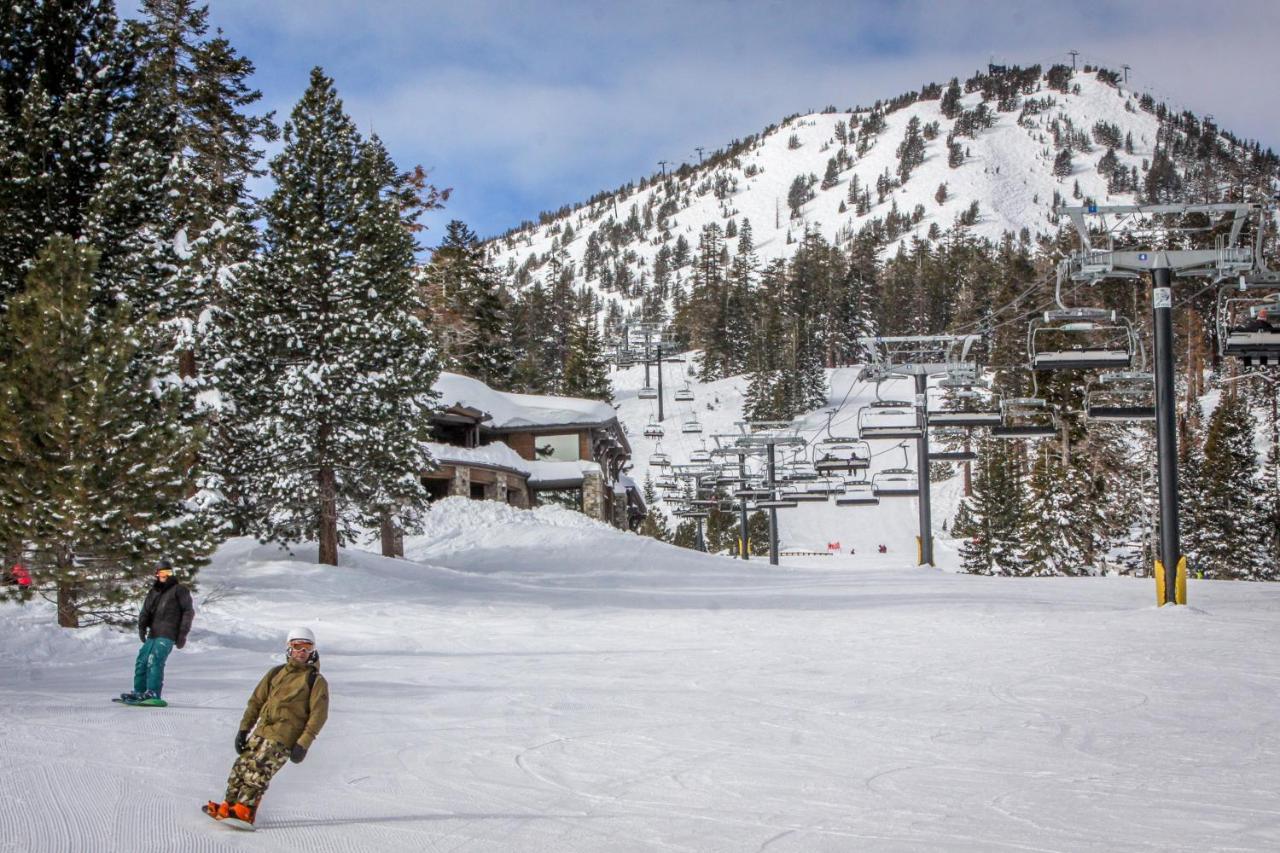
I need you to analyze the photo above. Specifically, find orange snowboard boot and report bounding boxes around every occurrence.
[225,802,255,829]
[202,800,230,820]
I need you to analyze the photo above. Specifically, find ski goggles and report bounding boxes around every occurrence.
[287,640,315,651]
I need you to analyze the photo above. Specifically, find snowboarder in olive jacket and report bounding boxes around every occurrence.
[205,627,330,828]
[123,558,193,704]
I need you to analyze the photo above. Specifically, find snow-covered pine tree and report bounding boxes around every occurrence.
[218,68,438,565]
[723,218,757,375]
[0,239,215,625]
[132,0,274,379]
[1185,390,1269,579]
[423,220,514,388]
[1052,148,1073,178]
[895,116,925,184]
[0,0,129,310]
[955,435,1031,575]
[508,281,553,394]
[638,479,672,542]
[561,315,613,402]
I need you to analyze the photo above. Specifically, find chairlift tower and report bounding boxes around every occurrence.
[1059,201,1265,605]
[732,422,807,565]
[630,323,683,421]
[859,334,984,567]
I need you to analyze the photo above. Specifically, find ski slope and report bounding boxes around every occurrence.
[2,497,1279,852]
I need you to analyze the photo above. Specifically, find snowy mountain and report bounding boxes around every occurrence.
[484,65,1198,318]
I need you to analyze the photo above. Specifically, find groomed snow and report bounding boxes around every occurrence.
[2,496,1278,852]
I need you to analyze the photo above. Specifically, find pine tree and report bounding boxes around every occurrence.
[940,78,963,119]
[1053,148,1073,178]
[895,116,925,184]
[424,220,513,387]
[820,157,840,190]
[955,436,1030,575]
[0,239,215,625]
[561,316,613,402]
[638,479,672,542]
[217,68,439,565]
[1185,391,1269,579]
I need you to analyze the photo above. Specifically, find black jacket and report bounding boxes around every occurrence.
[138,578,194,645]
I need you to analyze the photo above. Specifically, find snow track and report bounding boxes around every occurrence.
[2,504,1280,851]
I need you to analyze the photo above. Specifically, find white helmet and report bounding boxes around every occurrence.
[286,626,316,645]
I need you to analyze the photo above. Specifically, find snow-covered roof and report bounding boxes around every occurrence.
[425,441,531,477]
[434,372,617,430]
[526,459,601,489]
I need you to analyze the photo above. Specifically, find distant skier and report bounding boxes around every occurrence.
[877,544,887,554]
[121,558,193,706]
[205,627,329,829]
[5,562,31,589]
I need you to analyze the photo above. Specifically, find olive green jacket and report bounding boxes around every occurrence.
[240,658,329,750]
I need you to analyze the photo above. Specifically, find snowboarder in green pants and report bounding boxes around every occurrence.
[204,627,330,830]
[119,559,193,706]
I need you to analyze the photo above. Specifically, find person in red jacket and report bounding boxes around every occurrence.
[6,563,31,588]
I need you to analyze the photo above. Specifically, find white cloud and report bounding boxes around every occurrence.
[209,1,1280,237]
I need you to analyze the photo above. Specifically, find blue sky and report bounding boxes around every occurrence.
[190,1,1280,246]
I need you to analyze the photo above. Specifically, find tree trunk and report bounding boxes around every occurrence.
[380,510,403,558]
[56,582,79,628]
[55,549,78,628]
[318,464,338,566]
[178,348,197,381]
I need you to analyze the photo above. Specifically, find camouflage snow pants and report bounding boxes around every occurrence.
[224,735,290,808]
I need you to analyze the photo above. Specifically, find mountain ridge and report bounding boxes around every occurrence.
[483,64,1276,326]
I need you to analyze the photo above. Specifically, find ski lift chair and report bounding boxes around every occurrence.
[990,397,1059,438]
[682,416,703,434]
[778,486,831,503]
[638,385,658,400]
[1085,372,1156,421]
[648,446,671,467]
[1028,308,1135,371]
[689,445,712,464]
[674,383,695,402]
[926,409,1002,427]
[804,477,847,496]
[857,400,922,439]
[733,487,773,499]
[927,426,977,461]
[815,440,872,473]
[836,478,879,506]
[643,420,664,438]
[1220,288,1280,366]
[872,468,919,497]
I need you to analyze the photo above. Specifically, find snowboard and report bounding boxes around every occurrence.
[203,804,255,832]
[112,695,168,707]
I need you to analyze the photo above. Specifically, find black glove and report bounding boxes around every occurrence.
[235,730,250,754]
[175,637,186,650]
[290,744,307,764]
[139,628,147,643]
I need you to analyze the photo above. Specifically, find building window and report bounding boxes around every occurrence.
[470,482,487,500]
[534,432,580,461]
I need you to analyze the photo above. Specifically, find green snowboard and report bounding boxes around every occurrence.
[112,695,168,707]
